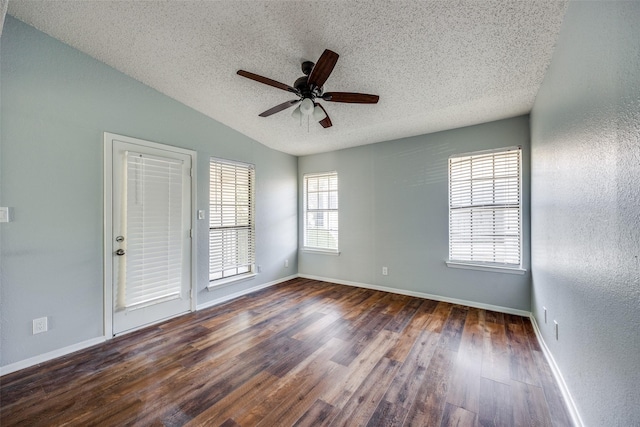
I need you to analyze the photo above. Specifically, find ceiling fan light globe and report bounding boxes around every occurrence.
[312,105,327,121]
[291,106,302,119]
[300,98,314,115]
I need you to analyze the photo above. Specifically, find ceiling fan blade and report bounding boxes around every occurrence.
[259,99,301,117]
[315,103,332,128]
[322,92,379,104]
[237,70,298,94]
[307,49,339,89]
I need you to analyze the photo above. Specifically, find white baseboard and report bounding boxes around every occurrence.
[298,274,531,317]
[0,336,107,377]
[530,315,584,427]
[196,274,298,311]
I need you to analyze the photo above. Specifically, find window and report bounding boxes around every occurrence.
[303,172,339,253]
[448,147,522,271]
[209,158,255,283]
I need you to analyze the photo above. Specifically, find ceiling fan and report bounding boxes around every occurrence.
[237,49,379,128]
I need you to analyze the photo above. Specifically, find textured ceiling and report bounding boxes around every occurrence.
[7,1,568,156]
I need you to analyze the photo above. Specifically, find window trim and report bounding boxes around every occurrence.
[446,146,525,274]
[207,157,256,288]
[302,171,339,254]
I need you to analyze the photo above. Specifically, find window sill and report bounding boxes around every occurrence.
[207,272,256,290]
[301,247,340,256]
[445,261,526,275]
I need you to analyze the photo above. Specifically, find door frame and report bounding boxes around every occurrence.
[103,132,197,338]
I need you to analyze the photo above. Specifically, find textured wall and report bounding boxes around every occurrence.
[530,1,640,425]
[0,17,297,368]
[299,116,531,311]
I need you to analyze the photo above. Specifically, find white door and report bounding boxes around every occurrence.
[106,133,193,335]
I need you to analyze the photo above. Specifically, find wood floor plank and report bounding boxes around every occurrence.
[521,318,543,353]
[403,345,456,427]
[292,399,339,427]
[530,350,573,427]
[252,355,345,426]
[367,400,409,427]
[182,371,279,426]
[439,306,468,352]
[483,310,505,325]
[384,296,423,333]
[321,330,400,407]
[331,312,393,366]
[292,312,341,341]
[440,403,478,427]
[0,278,569,427]
[328,357,401,427]
[511,380,553,427]
[232,337,346,426]
[383,330,440,409]
[506,322,541,387]
[478,377,513,427]
[384,298,439,362]
[424,301,454,333]
[446,307,483,413]
[481,321,511,385]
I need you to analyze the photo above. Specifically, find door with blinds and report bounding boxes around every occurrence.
[107,133,193,335]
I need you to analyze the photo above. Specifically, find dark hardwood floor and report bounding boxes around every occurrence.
[0,278,572,426]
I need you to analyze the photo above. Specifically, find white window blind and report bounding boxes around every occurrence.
[117,152,184,310]
[209,158,255,282]
[448,147,522,267]
[304,172,338,252]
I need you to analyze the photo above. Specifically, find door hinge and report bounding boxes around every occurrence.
[189,229,193,238]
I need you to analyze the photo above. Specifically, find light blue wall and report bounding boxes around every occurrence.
[0,17,298,367]
[299,116,531,311]
[530,2,640,426]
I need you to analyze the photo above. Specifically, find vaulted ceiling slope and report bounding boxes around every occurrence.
[7,1,568,156]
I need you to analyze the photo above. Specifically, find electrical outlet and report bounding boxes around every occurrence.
[0,207,13,223]
[257,265,262,273]
[33,317,48,334]
[382,266,388,276]
[543,306,547,323]
[554,320,559,340]
[284,259,289,268]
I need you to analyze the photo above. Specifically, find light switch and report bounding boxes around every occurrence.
[0,207,13,223]
[198,210,205,220]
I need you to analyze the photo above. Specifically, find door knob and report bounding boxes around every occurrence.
[115,249,125,256]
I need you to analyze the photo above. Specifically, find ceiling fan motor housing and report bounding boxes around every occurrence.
[294,76,323,99]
